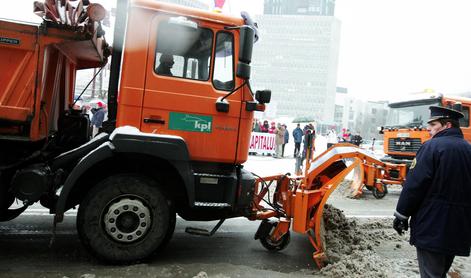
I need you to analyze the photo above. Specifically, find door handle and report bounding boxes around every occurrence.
[143,118,165,124]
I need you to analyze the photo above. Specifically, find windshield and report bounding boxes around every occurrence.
[386,102,440,128]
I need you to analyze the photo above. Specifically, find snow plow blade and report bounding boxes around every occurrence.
[249,143,407,268]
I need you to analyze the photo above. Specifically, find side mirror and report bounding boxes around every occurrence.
[255,90,271,104]
[237,26,255,80]
[216,97,229,113]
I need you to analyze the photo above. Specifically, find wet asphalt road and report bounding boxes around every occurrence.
[0,156,400,277]
[0,213,316,276]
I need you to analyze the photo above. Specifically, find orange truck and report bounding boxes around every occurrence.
[0,0,406,267]
[0,0,266,262]
[380,94,471,166]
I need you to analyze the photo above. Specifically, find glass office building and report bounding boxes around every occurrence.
[264,0,336,16]
[251,15,340,122]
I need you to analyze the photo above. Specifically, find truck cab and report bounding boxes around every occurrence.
[117,1,254,164]
[381,94,471,165]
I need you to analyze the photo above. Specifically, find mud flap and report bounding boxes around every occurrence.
[0,205,28,221]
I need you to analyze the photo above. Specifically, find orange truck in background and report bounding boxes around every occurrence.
[380,94,471,166]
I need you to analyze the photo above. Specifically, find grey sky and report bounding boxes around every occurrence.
[205,0,471,100]
[4,0,471,101]
[335,0,471,100]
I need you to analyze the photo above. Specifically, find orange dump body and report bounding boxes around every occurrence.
[0,19,107,141]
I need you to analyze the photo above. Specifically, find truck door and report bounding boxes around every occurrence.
[142,15,241,163]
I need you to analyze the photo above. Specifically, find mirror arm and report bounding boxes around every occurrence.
[220,80,247,102]
[246,79,254,96]
[216,80,247,113]
[224,26,242,30]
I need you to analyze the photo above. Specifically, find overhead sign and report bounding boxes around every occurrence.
[249,132,276,155]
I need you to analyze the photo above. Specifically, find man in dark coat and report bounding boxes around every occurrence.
[282,124,289,157]
[292,123,303,156]
[351,132,363,146]
[393,105,471,277]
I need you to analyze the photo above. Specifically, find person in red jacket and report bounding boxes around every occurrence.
[260,120,269,133]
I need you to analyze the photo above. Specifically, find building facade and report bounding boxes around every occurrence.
[251,15,341,123]
[334,89,389,141]
[264,0,336,16]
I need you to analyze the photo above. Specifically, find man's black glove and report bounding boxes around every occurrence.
[393,216,409,235]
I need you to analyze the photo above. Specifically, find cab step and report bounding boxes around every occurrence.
[185,219,225,236]
[194,202,231,207]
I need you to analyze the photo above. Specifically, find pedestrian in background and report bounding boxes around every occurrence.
[260,120,269,133]
[252,119,261,132]
[274,123,284,158]
[282,124,289,157]
[268,121,276,134]
[295,124,315,174]
[305,123,316,160]
[292,123,303,157]
[393,106,471,278]
[351,132,363,146]
[326,129,338,148]
[342,128,351,142]
[91,101,106,137]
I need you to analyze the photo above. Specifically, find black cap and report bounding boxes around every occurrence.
[427,106,464,123]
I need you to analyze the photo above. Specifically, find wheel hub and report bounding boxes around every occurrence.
[104,198,151,243]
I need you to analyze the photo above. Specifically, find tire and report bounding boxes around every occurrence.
[0,175,14,212]
[77,174,176,263]
[372,183,388,199]
[260,230,291,252]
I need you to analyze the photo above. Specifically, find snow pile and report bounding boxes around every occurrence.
[320,205,400,277]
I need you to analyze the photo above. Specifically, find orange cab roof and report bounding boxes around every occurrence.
[443,95,471,104]
[132,0,244,26]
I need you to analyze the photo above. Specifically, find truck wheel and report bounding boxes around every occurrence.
[260,230,290,252]
[372,183,388,199]
[77,174,175,263]
[0,177,14,212]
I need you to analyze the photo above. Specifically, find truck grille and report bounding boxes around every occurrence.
[388,138,422,153]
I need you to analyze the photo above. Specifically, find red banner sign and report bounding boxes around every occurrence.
[249,132,276,154]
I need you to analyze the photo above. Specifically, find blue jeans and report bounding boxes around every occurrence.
[416,248,455,278]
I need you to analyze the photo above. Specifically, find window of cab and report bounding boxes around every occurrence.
[155,19,213,81]
[460,106,470,127]
[212,31,235,91]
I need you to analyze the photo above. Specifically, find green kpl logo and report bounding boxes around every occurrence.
[169,112,212,133]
